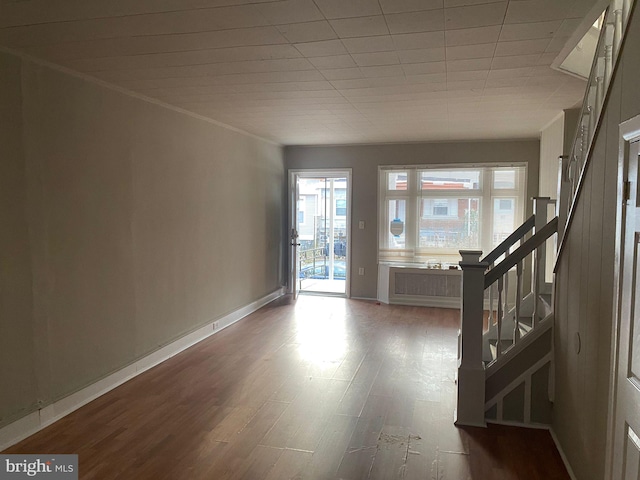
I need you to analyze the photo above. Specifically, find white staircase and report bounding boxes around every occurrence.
[456,197,558,427]
[455,0,637,429]
[558,0,636,241]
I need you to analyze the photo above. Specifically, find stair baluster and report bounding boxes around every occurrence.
[613,9,623,54]
[497,276,504,358]
[604,44,613,86]
[532,257,539,329]
[488,263,495,330]
[580,121,589,171]
[514,261,523,343]
[595,76,604,120]
[502,248,510,351]
[587,105,596,144]
[532,197,554,326]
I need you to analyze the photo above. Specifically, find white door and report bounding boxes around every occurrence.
[613,139,640,479]
[289,170,351,297]
[290,173,300,299]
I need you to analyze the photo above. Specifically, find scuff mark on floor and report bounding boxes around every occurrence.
[431,447,472,480]
[439,450,469,456]
[364,432,423,478]
[347,445,376,454]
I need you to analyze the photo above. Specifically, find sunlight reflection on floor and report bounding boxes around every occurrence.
[294,297,348,367]
[299,278,346,294]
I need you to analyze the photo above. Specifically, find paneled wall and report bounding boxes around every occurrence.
[0,51,285,428]
[553,5,640,479]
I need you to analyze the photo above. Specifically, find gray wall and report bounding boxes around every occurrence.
[0,50,285,427]
[553,5,640,479]
[286,140,540,299]
[0,53,39,427]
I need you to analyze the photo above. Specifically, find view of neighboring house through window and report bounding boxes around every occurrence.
[379,165,526,264]
[298,178,347,248]
[296,176,348,294]
[297,197,305,225]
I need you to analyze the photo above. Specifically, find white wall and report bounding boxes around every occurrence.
[540,114,566,282]
[0,50,285,427]
[540,114,565,199]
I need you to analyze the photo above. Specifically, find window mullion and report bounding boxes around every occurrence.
[481,168,492,256]
[405,170,418,257]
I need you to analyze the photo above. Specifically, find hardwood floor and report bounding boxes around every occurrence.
[4,295,569,479]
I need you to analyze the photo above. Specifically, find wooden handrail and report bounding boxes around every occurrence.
[481,214,535,265]
[485,217,558,288]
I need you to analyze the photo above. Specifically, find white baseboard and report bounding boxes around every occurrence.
[485,418,552,430]
[0,287,285,451]
[549,427,578,480]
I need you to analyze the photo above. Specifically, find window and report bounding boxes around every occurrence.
[498,199,513,210]
[388,171,408,190]
[423,199,458,217]
[297,197,306,225]
[379,165,526,263]
[493,197,516,245]
[336,199,347,216]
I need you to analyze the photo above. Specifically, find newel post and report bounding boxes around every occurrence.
[456,250,487,427]
[532,197,554,295]
[557,156,570,240]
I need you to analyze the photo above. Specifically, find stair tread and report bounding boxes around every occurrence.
[488,339,514,360]
[483,293,552,363]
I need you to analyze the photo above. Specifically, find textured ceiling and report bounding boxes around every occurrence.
[0,0,597,145]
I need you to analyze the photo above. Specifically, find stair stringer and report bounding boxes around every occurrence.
[484,314,554,425]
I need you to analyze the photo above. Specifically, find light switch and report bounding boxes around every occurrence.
[358,267,365,275]
[359,220,365,229]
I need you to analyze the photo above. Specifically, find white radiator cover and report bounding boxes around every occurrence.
[378,263,517,309]
[378,264,462,308]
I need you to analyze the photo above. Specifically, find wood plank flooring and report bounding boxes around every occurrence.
[4,296,570,479]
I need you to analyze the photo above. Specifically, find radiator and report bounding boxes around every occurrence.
[377,264,462,308]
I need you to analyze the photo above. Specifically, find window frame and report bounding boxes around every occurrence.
[379,164,527,264]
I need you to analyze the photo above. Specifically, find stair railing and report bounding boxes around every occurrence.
[558,0,635,245]
[456,197,558,427]
[482,214,535,338]
[484,200,557,356]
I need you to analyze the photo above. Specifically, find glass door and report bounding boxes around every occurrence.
[291,171,350,296]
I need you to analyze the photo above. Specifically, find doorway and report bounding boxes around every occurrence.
[610,114,640,479]
[289,170,351,297]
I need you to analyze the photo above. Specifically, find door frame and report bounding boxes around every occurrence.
[288,169,353,298]
[607,114,640,479]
